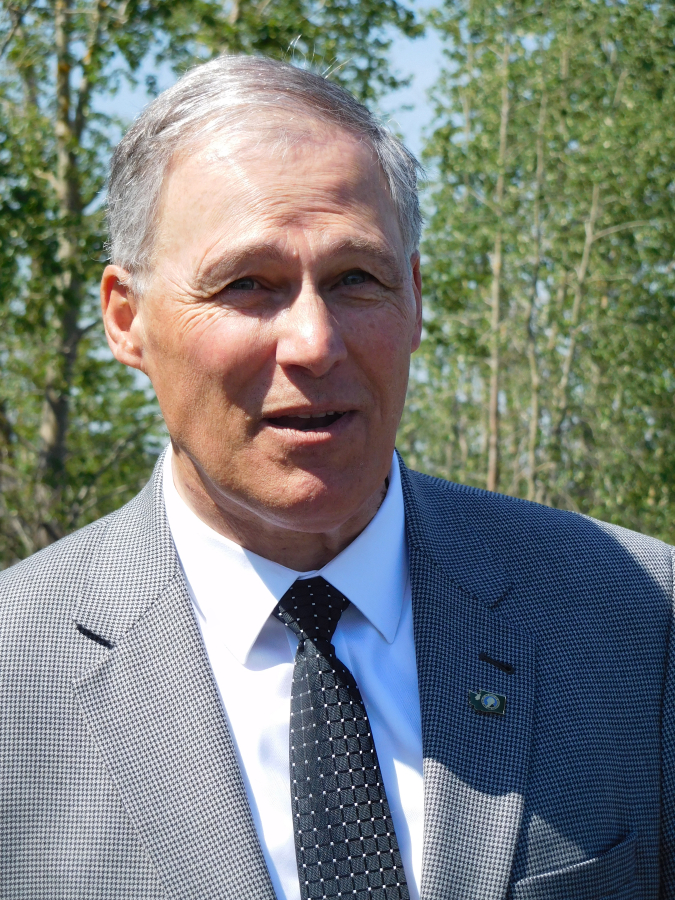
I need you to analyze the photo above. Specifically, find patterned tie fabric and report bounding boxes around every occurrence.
[274,576,409,900]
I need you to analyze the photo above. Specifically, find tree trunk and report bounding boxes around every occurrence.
[486,37,510,493]
[553,183,601,443]
[526,88,547,501]
[36,0,86,546]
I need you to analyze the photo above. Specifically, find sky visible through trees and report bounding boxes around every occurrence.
[1,0,674,566]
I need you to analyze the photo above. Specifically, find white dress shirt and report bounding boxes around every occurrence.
[162,447,424,900]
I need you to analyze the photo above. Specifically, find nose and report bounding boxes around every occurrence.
[275,283,347,377]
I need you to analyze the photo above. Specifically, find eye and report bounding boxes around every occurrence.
[341,270,371,286]
[226,277,259,291]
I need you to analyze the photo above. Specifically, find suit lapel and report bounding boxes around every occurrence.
[71,458,276,900]
[70,450,533,900]
[400,462,536,900]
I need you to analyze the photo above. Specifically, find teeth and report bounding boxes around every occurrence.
[277,410,341,420]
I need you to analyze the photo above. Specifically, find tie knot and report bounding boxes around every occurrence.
[274,576,349,644]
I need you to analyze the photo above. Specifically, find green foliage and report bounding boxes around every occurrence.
[0,0,420,566]
[400,0,675,542]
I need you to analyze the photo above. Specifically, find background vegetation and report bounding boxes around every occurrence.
[400,0,675,544]
[0,0,674,566]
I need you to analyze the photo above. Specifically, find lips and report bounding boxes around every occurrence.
[266,411,346,431]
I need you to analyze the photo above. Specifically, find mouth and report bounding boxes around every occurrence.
[265,411,348,432]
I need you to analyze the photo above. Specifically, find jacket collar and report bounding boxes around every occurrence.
[74,450,179,644]
[398,451,509,607]
[72,452,277,900]
[399,456,536,900]
[72,451,534,900]
[75,450,510,647]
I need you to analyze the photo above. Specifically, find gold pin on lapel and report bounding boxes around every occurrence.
[469,689,506,715]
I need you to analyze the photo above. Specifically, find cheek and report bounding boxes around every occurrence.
[143,314,277,444]
[150,307,273,395]
[344,307,415,398]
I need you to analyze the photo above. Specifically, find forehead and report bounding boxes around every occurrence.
[151,123,404,272]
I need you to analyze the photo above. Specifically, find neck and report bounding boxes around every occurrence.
[169,447,388,571]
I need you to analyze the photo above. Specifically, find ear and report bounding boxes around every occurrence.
[410,251,423,353]
[100,265,146,372]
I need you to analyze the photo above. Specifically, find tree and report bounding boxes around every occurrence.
[399,0,675,542]
[0,0,420,565]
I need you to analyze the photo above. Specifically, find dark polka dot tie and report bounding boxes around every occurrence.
[274,576,409,900]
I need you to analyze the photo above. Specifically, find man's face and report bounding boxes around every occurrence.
[113,124,421,535]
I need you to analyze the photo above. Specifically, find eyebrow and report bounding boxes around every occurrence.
[193,236,406,294]
[193,242,285,294]
[322,237,406,284]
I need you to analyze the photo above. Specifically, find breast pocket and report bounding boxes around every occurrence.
[510,832,637,900]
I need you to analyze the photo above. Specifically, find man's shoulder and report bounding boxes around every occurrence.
[0,476,157,633]
[403,465,674,596]
[405,464,672,551]
[0,514,106,608]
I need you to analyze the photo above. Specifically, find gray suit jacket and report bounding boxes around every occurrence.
[1,455,674,899]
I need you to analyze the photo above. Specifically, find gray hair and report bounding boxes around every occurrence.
[106,55,423,291]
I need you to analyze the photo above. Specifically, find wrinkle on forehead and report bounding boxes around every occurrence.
[171,116,387,220]
[134,109,395,292]
[147,119,406,297]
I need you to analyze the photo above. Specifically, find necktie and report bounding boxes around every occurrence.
[274,576,409,900]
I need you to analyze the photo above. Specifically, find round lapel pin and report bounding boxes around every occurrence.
[469,688,507,715]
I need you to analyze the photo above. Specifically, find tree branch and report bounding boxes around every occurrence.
[64,422,155,527]
[74,0,106,142]
[0,0,35,60]
[592,220,655,242]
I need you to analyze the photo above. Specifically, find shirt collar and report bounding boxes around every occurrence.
[163,446,408,665]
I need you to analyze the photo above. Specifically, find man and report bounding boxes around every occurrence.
[0,54,673,900]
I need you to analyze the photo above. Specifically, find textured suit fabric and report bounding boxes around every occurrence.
[1,450,673,900]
